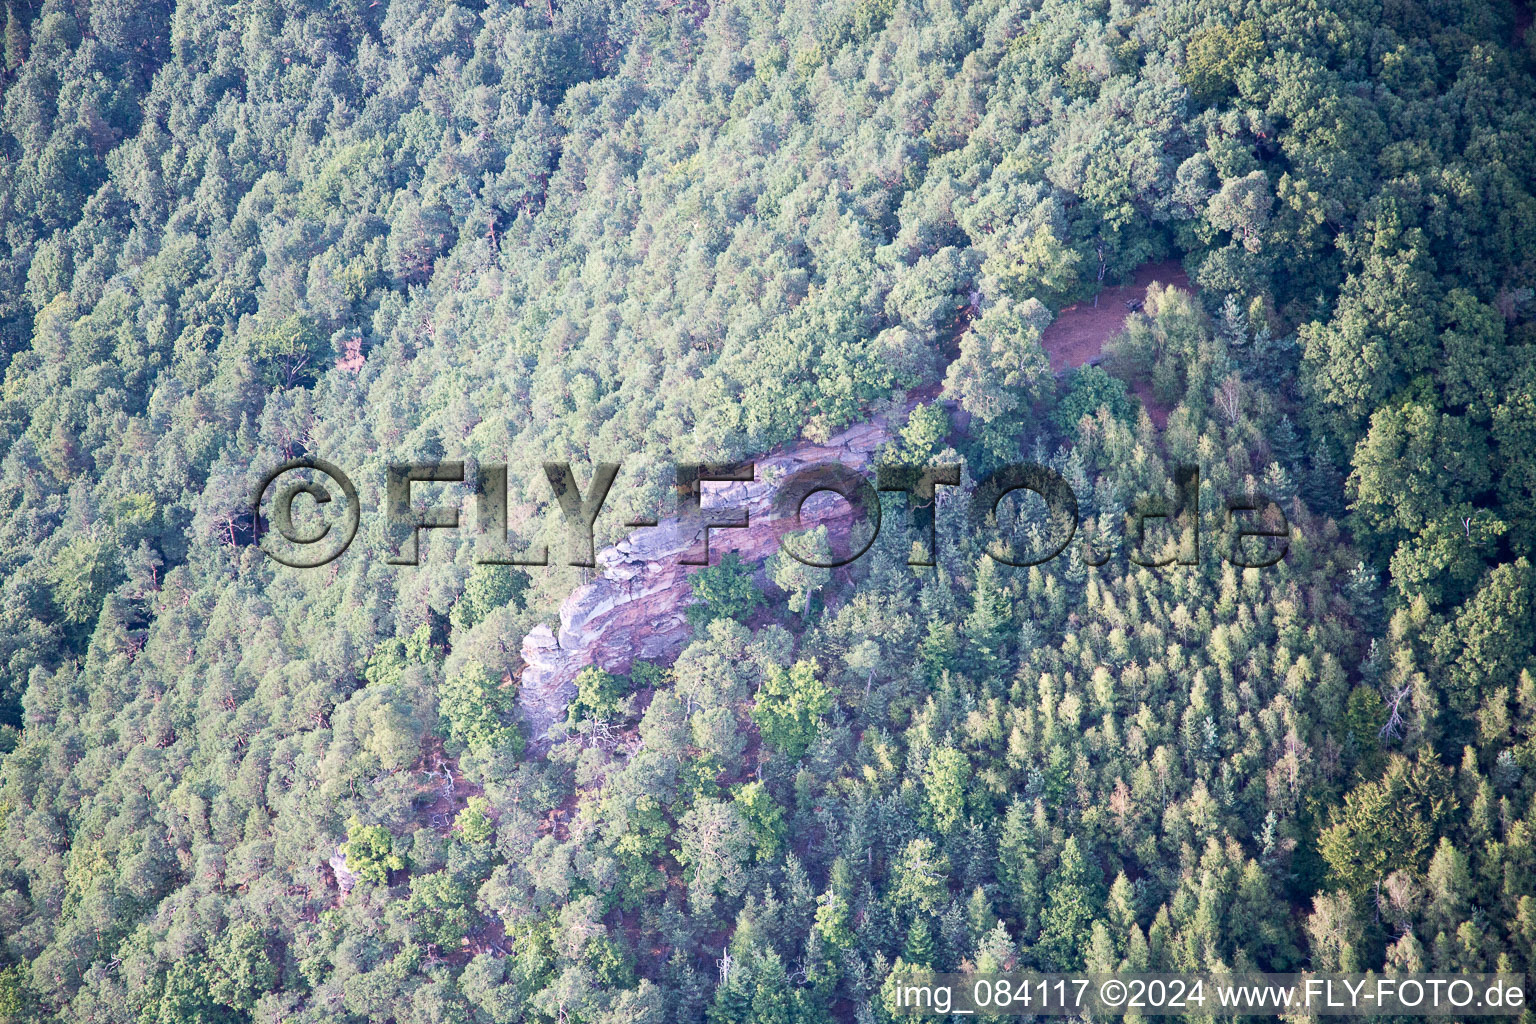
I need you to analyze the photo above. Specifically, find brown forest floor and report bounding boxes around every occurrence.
[1040,259,1190,428]
[1039,260,1190,372]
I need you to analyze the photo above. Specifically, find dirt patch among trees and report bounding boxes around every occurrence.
[1040,260,1190,428]
[1040,260,1190,373]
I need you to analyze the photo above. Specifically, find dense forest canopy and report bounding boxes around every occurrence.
[0,0,1534,1021]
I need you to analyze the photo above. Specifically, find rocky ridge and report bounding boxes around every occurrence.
[518,414,897,741]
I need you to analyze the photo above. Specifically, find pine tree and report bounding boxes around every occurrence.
[1256,327,1300,391]
[1303,437,1346,519]
[857,878,894,953]
[974,920,1016,973]
[1261,461,1297,505]
[1218,294,1249,350]
[783,855,818,935]
[707,952,752,1024]
[998,802,1042,938]
[1106,872,1137,933]
[938,899,967,966]
[965,886,996,945]
[1346,560,1382,622]
[903,917,936,968]
[4,4,25,72]
[1272,414,1303,466]
[962,556,1009,677]
[1063,446,1093,510]
[748,951,793,1024]
[769,527,834,619]
[1037,838,1104,968]
[917,618,959,686]
[1092,486,1125,560]
[668,949,710,1024]
[1064,542,1089,586]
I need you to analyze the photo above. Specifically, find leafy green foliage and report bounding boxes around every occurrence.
[439,662,522,754]
[46,536,118,626]
[130,925,276,1024]
[407,869,477,948]
[1182,21,1264,106]
[1037,838,1104,968]
[751,660,832,759]
[0,966,27,1024]
[686,553,764,629]
[767,528,833,618]
[1319,753,1457,895]
[944,297,1054,426]
[204,925,277,1014]
[732,781,787,862]
[456,796,495,846]
[569,665,629,724]
[922,746,970,834]
[892,401,950,464]
[450,564,529,632]
[983,225,1084,306]
[0,0,1533,1018]
[345,819,405,887]
[1054,365,1137,430]
[250,313,326,389]
[364,624,437,687]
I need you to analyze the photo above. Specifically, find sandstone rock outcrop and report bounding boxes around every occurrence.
[518,414,897,741]
[328,846,357,896]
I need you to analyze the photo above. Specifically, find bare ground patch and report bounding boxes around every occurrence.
[1040,260,1190,427]
[1040,260,1190,373]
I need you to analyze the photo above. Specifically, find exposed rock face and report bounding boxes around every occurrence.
[328,846,357,897]
[518,415,896,742]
